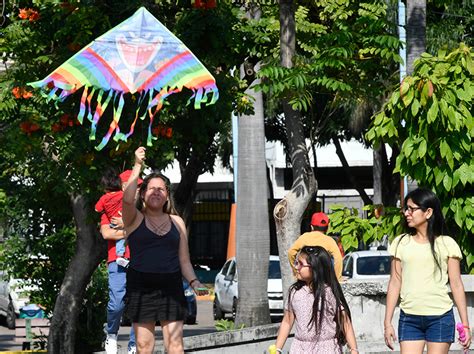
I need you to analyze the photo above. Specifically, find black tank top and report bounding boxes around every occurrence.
[128,217,181,273]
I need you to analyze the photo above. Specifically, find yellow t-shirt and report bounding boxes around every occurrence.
[288,231,343,281]
[389,234,462,315]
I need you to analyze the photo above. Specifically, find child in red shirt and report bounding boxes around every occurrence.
[95,169,142,267]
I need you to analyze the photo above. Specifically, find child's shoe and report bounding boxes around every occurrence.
[116,257,129,268]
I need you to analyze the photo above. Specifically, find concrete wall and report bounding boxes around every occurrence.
[342,275,474,353]
[174,275,474,353]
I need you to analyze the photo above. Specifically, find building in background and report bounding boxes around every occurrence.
[163,139,376,270]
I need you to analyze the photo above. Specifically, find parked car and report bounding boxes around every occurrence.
[342,250,391,282]
[213,256,283,320]
[0,271,34,329]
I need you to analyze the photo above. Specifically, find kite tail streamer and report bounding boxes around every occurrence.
[147,90,165,146]
[146,87,180,145]
[123,92,148,141]
[86,87,96,123]
[193,87,204,110]
[90,89,113,141]
[77,86,89,124]
[112,93,126,142]
[95,92,124,150]
[206,84,219,105]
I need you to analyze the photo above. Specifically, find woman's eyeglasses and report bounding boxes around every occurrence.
[403,205,422,214]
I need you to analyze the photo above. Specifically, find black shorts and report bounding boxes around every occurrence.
[124,269,187,323]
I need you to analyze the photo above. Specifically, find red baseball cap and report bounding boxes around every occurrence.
[311,212,329,227]
[119,170,143,185]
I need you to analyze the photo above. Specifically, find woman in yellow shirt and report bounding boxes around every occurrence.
[384,188,471,353]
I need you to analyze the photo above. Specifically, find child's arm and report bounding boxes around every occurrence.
[274,309,295,351]
[343,311,358,353]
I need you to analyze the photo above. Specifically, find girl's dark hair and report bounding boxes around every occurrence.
[100,168,122,192]
[401,187,446,273]
[137,171,177,215]
[288,246,351,346]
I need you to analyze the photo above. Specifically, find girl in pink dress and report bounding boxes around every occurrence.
[273,246,358,353]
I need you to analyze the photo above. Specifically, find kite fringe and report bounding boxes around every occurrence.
[28,81,219,150]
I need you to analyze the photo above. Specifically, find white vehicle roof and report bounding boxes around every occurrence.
[349,250,390,258]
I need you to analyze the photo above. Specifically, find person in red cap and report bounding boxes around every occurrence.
[96,168,142,354]
[288,211,343,281]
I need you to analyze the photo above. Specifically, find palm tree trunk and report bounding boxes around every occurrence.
[235,74,271,326]
[406,0,426,74]
[276,0,317,296]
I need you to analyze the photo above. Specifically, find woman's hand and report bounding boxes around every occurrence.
[190,280,209,296]
[135,146,146,166]
[461,328,472,350]
[384,323,396,350]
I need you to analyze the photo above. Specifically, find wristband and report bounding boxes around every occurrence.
[276,349,282,353]
[189,279,198,287]
[464,325,470,329]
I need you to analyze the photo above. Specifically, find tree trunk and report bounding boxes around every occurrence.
[333,136,372,205]
[276,0,317,297]
[174,151,204,228]
[234,73,271,327]
[373,146,383,205]
[406,0,426,75]
[47,194,106,353]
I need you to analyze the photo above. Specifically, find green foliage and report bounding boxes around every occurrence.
[329,204,404,252]
[245,0,402,112]
[0,1,249,349]
[366,44,474,265]
[0,227,109,351]
[215,319,245,331]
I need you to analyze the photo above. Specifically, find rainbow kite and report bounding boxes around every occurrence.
[29,7,218,150]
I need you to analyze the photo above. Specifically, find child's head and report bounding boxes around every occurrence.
[291,245,351,346]
[296,246,337,286]
[100,168,122,192]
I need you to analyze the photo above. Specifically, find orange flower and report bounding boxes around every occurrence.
[165,127,173,138]
[12,87,22,99]
[20,121,41,135]
[11,87,33,99]
[18,8,40,22]
[20,121,31,133]
[28,10,40,22]
[18,9,29,20]
[22,90,33,99]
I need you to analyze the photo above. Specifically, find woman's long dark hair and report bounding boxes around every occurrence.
[401,187,447,274]
[288,246,351,346]
[137,172,177,215]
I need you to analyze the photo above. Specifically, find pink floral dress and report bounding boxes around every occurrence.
[286,285,342,354]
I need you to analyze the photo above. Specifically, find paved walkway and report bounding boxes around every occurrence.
[0,298,216,353]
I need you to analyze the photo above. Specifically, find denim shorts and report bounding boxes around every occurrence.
[398,308,455,343]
